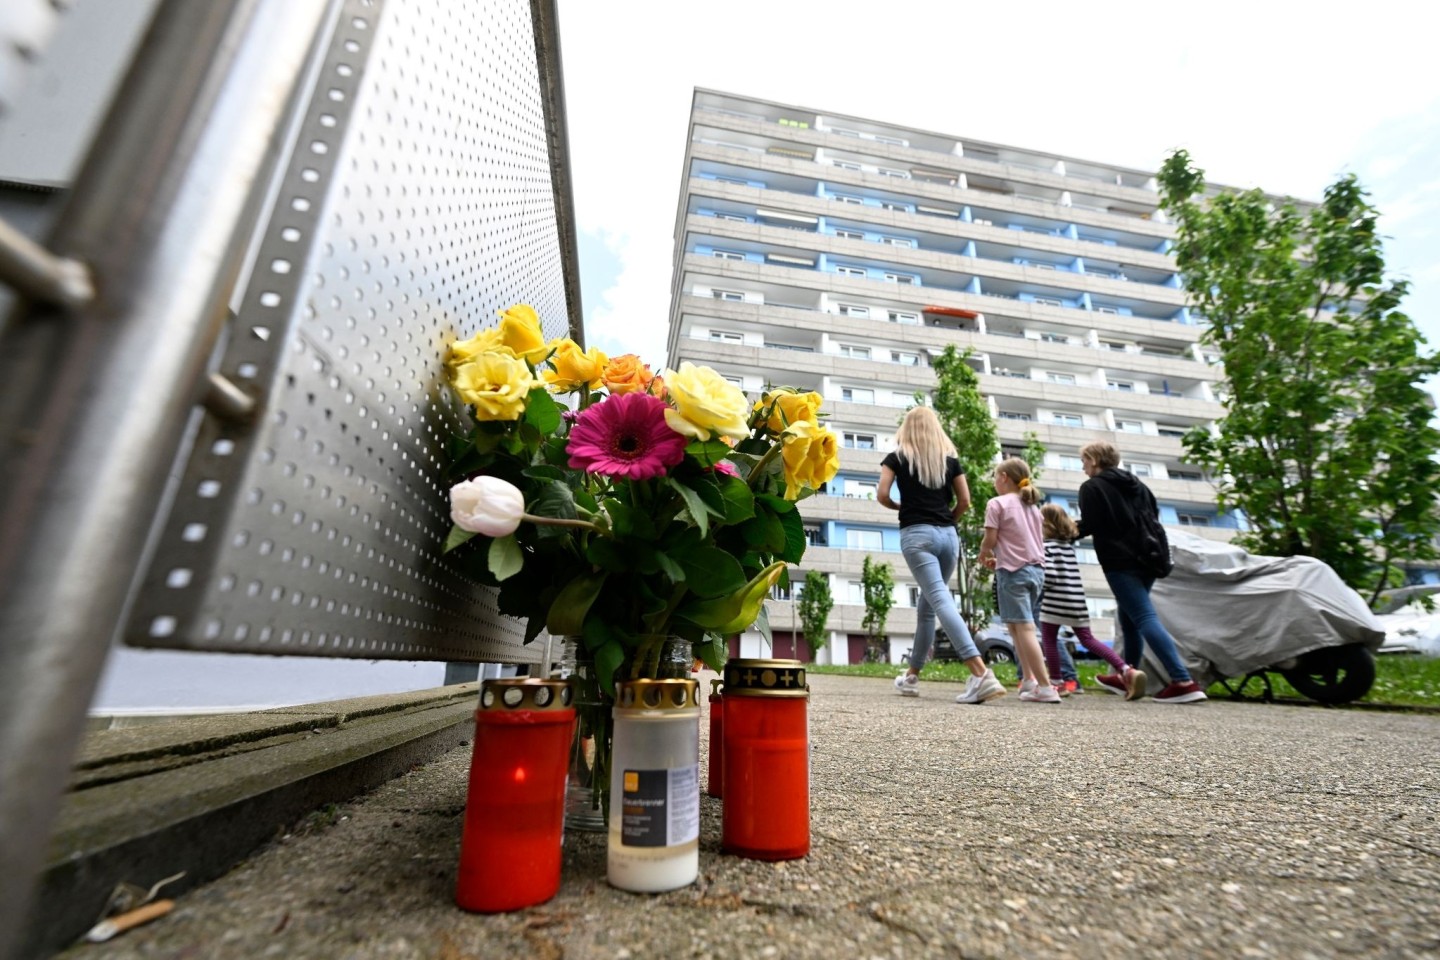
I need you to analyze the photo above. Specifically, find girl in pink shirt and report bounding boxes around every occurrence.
[979,458,1058,703]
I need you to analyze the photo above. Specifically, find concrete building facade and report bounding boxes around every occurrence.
[665,89,1241,665]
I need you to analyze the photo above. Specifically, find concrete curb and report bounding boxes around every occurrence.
[24,685,480,958]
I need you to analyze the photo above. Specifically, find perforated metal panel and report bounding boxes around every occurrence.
[124,0,575,662]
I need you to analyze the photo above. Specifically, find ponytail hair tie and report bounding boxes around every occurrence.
[1018,478,1031,488]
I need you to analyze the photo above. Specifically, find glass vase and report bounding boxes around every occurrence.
[560,638,609,833]
[560,636,694,834]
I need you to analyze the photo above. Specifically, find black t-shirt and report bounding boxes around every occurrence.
[880,452,964,529]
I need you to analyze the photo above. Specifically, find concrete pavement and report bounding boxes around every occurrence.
[58,673,1440,959]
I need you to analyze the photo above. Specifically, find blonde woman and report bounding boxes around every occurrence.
[979,458,1059,703]
[878,407,1006,704]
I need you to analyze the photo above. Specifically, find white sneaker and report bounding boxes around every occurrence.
[955,670,1007,704]
[1019,683,1062,703]
[1017,677,1038,697]
[893,673,920,697]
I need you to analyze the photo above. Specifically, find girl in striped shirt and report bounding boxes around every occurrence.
[1040,504,1143,698]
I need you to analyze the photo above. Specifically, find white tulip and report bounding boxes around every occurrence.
[450,476,525,537]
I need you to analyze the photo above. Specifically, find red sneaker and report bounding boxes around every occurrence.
[1154,681,1208,704]
[1095,673,1126,696]
[1059,679,1082,696]
[1122,666,1147,701]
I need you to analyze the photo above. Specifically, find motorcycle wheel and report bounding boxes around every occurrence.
[1278,645,1376,705]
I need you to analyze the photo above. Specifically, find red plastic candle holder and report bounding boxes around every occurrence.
[455,678,575,913]
[720,659,809,861]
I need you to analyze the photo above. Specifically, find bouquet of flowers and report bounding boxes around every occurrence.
[441,304,839,815]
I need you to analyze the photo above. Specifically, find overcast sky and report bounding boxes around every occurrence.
[556,0,1440,370]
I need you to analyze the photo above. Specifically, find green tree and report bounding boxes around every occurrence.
[925,345,1046,635]
[796,569,834,656]
[860,555,895,662]
[1158,150,1440,604]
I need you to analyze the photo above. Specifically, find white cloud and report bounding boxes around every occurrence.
[556,0,1440,359]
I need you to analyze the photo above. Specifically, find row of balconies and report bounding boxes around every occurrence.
[690,103,1162,215]
[687,215,1189,315]
[688,141,1171,245]
[675,253,1201,347]
[675,290,1210,375]
[685,155,1173,263]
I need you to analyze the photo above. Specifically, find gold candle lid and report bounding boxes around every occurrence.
[615,678,700,710]
[478,678,574,712]
[723,658,808,698]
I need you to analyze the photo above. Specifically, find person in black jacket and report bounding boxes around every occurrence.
[1076,441,1206,704]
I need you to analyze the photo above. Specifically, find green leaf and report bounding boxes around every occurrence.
[443,525,476,553]
[585,536,631,572]
[675,560,787,633]
[528,480,578,521]
[655,550,685,585]
[594,639,626,698]
[685,439,732,467]
[487,534,523,581]
[741,507,786,553]
[696,632,728,672]
[522,464,566,483]
[523,387,562,435]
[755,493,796,513]
[778,507,807,563]
[546,571,607,636]
[669,478,711,538]
[717,474,756,524]
[672,542,745,597]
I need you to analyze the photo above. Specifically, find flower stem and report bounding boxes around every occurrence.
[520,512,597,531]
[747,442,784,485]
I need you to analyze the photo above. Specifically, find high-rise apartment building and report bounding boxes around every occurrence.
[665,89,1240,665]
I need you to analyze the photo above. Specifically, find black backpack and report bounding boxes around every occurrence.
[1133,498,1174,579]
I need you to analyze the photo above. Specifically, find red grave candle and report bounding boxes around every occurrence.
[455,678,575,913]
[720,659,809,861]
[707,679,724,799]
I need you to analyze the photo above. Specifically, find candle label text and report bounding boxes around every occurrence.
[620,765,700,847]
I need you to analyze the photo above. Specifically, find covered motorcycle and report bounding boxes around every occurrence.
[1146,533,1385,703]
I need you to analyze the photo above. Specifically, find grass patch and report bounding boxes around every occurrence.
[809,654,1440,707]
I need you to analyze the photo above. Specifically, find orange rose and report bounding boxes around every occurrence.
[602,354,655,395]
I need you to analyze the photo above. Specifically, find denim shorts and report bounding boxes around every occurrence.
[995,564,1044,623]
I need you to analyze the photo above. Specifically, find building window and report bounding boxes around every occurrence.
[1058,455,1084,471]
[999,411,1033,422]
[1040,332,1069,344]
[1099,340,1129,351]
[889,310,921,325]
[1045,372,1077,385]
[1116,419,1145,434]
[881,236,914,248]
[838,303,870,318]
[893,352,920,366]
[835,265,867,278]
[1177,513,1212,527]
[713,176,751,186]
[884,272,918,285]
[1033,296,1064,307]
[723,375,745,389]
[846,529,883,550]
[1169,469,1203,481]
[830,127,863,139]
[843,432,877,450]
[1094,305,1120,315]
[709,330,744,344]
[804,526,826,546]
[878,168,910,179]
[1127,461,1154,477]
[712,249,746,261]
[845,581,865,603]
[1107,380,1135,392]
[714,212,748,223]
[835,228,865,241]
[1052,412,1084,428]
[873,134,908,146]
[844,480,878,499]
[841,386,875,404]
[838,344,871,360]
[881,201,911,213]
[1157,425,1187,439]
[832,160,863,171]
[714,289,746,302]
[834,194,865,205]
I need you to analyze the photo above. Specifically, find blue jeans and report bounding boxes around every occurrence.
[900,524,979,667]
[1103,567,1193,683]
[995,564,1044,623]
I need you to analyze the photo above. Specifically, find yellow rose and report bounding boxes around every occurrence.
[451,352,541,421]
[542,338,608,392]
[496,304,551,364]
[662,362,750,442]
[780,420,840,500]
[754,388,823,434]
[601,353,655,394]
[447,326,510,368]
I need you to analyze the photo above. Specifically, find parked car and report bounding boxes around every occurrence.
[917,621,1015,666]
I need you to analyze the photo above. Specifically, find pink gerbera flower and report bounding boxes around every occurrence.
[712,459,740,478]
[567,391,687,480]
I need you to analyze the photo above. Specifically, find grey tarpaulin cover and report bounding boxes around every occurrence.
[1142,533,1385,689]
